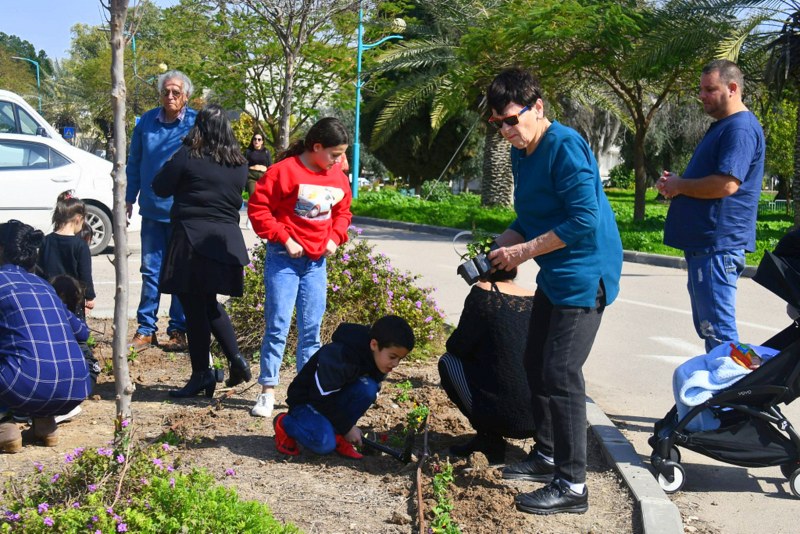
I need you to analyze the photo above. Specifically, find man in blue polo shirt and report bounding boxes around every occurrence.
[657,59,765,352]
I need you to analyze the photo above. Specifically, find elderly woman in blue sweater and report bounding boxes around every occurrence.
[485,68,623,516]
[0,220,90,453]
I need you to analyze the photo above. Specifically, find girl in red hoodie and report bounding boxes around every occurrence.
[247,117,352,418]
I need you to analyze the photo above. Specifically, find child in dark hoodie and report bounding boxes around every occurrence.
[273,315,415,458]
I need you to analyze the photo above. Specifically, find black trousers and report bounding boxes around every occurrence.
[176,293,240,373]
[526,283,605,484]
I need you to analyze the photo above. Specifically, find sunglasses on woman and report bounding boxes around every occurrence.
[254,137,263,141]
[488,105,530,130]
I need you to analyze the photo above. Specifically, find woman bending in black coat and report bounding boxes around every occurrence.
[153,104,252,398]
[439,268,536,464]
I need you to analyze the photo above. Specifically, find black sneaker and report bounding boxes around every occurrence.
[502,450,555,482]
[515,478,588,515]
[449,433,506,465]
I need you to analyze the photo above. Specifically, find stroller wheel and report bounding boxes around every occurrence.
[790,470,800,499]
[657,462,686,494]
[781,462,800,480]
[668,446,681,463]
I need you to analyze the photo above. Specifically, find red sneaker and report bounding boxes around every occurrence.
[335,435,363,459]
[273,414,299,456]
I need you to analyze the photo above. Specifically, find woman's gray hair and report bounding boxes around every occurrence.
[158,70,193,98]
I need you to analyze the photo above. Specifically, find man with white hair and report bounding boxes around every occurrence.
[126,70,197,351]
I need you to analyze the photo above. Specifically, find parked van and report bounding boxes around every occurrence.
[0,89,137,254]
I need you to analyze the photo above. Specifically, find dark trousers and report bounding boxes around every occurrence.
[176,293,240,373]
[526,284,605,484]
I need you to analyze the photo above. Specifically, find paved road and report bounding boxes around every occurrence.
[91,219,798,533]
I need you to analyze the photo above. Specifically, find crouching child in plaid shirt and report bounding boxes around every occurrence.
[273,315,415,458]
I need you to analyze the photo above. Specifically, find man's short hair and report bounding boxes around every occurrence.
[370,315,415,352]
[703,59,744,94]
[158,70,193,99]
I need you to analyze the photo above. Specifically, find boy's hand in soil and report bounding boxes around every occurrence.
[344,426,363,446]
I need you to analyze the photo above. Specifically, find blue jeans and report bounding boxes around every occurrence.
[258,243,327,386]
[136,218,185,336]
[282,377,380,454]
[526,285,605,485]
[685,250,745,352]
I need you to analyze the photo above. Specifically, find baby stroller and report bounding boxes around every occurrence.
[649,249,800,497]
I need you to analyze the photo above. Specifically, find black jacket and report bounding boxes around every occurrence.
[286,323,384,434]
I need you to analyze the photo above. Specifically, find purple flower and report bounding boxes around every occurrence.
[5,512,20,521]
[415,301,422,309]
[97,447,113,457]
[121,419,130,428]
[50,473,60,483]
[161,443,170,451]
[140,477,149,486]
[169,478,175,488]
[92,515,99,522]
[152,458,163,468]
[116,454,125,464]
[88,484,97,493]
[331,284,340,292]
[167,465,175,472]
[33,461,44,472]
[372,274,379,283]
[342,254,350,262]
[95,530,102,534]
[117,524,128,533]
[65,454,75,463]
[225,468,236,476]
[72,502,81,508]
[106,507,114,515]
[43,517,54,527]
[424,316,433,323]
[38,503,49,514]
[387,290,393,298]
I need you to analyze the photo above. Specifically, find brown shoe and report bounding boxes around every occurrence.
[0,421,22,453]
[162,330,187,352]
[130,332,158,351]
[22,417,58,447]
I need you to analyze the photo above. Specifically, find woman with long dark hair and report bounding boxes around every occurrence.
[247,117,352,418]
[0,220,90,452]
[153,104,252,398]
[245,133,272,198]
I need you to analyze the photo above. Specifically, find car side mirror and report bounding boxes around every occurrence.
[36,126,49,137]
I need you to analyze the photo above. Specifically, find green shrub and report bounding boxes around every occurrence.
[226,227,447,363]
[421,180,454,202]
[1,440,297,533]
[608,164,635,190]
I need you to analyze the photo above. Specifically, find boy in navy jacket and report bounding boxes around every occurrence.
[274,315,415,458]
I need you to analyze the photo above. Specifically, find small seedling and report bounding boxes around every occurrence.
[393,380,413,403]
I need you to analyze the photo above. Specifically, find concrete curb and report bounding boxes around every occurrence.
[587,398,682,534]
[353,216,684,532]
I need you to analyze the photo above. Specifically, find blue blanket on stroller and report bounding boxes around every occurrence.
[673,343,779,432]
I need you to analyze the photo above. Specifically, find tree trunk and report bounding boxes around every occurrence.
[277,53,295,151]
[632,127,648,222]
[793,101,800,229]
[481,129,513,207]
[107,0,134,423]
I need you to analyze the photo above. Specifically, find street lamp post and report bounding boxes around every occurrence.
[352,6,403,199]
[12,56,41,112]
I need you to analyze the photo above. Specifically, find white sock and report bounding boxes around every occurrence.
[536,451,554,464]
[566,481,585,494]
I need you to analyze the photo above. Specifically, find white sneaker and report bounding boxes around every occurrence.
[55,405,82,424]
[250,391,274,418]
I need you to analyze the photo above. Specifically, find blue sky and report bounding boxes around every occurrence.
[0,0,178,61]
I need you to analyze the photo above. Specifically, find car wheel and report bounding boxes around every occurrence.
[85,204,112,255]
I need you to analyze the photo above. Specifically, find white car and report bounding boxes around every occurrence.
[0,90,135,255]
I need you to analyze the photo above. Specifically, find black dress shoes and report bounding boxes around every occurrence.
[502,450,555,482]
[169,370,216,398]
[515,478,588,515]
[225,353,252,388]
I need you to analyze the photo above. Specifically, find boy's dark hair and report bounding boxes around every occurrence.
[486,67,543,115]
[50,274,85,313]
[369,315,415,351]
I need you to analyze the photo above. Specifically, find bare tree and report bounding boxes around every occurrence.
[235,0,360,149]
[103,0,135,424]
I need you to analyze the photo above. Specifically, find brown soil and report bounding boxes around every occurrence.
[1,318,645,533]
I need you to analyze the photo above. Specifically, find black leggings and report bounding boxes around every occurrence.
[176,293,239,373]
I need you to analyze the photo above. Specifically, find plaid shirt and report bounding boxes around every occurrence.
[0,264,90,417]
